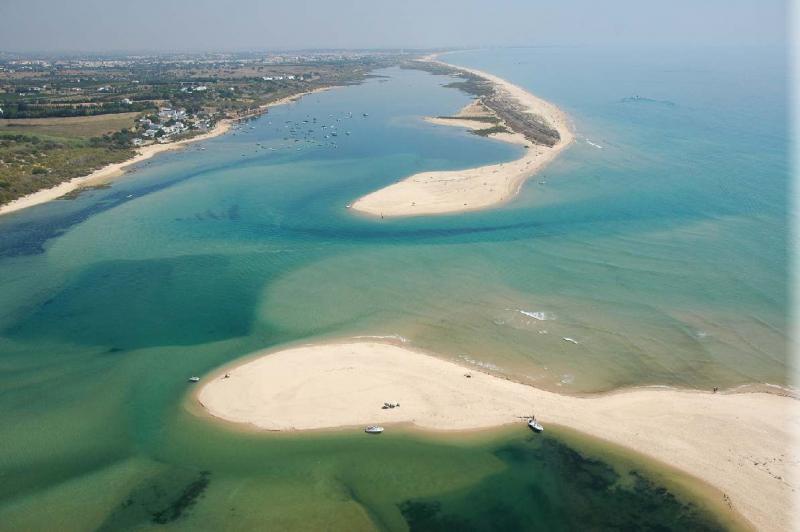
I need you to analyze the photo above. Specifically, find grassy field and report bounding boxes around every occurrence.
[0,114,139,205]
[0,113,139,139]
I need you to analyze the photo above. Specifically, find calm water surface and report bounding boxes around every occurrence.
[0,46,786,529]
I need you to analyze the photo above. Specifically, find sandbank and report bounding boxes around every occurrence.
[197,340,797,532]
[351,58,573,217]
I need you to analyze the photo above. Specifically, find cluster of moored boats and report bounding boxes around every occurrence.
[228,109,369,155]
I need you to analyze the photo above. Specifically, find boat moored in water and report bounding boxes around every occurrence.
[365,425,384,434]
[528,418,543,432]
[188,376,200,383]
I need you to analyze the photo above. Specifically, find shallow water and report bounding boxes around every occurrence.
[2,411,739,531]
[0,46,787,528]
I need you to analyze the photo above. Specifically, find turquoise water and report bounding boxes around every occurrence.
[0,46,787,529]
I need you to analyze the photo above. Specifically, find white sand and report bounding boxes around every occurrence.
[197,341,798,532]
[0,86,335,217]
[0,121,231,217]
[262,86,334,109]
[351,58,573,217]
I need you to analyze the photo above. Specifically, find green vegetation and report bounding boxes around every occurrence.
[0,51,404,206]
[406,59,561,147]
[473,125,510,137]
[1,100,151,119]
[433,114,509,138]
[1,53,398,122]
[0,113,139,138]
[435,115,498,123]
[0,131,133,204]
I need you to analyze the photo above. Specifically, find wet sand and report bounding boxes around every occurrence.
[197,340,798,532]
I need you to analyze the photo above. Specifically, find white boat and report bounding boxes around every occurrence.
[188,376,200,383]
[528,418,543,432]
[365,425,384,434]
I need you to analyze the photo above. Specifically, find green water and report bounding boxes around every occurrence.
[2,411,737,531]
[0,46,787,529]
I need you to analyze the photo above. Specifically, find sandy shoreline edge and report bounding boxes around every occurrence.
[0,86,334,217]
[351,56,574,217]
[196,340,797,532]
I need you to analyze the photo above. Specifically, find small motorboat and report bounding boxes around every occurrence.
[365,426,384,434]
[527,418,543,432]
[188,376,200,383]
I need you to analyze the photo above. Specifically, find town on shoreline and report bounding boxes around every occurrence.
[0,50,405,210]
[0,50,576,217]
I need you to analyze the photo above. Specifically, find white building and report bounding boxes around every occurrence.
[158,108,187,120]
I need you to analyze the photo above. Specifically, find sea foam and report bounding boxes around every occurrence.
[458,354,501,371]
[585,139,603,149]
[514,309,555,320]
[353,334,409,343]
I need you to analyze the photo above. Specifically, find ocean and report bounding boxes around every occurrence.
[0,45,786,529]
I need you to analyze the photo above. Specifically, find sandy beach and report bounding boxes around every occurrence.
[261,85,335,109]
[0,121,231,217]
[351,58,573,217]
[0,86,335,217]
[197,340,798,532]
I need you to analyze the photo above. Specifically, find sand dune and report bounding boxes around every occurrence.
[197,340,798,532]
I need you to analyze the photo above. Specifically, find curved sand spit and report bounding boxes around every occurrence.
[351,59,573,217]
[197,341,798,532]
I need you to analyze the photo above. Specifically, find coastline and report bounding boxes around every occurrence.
[351,56,573,217]
[195,340,797,532]
[0,86,335,218]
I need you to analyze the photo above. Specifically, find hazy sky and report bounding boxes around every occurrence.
[0,0,787,53]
